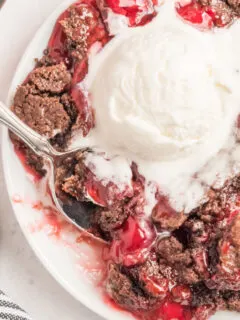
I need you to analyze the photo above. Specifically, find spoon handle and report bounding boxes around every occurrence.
[0,101,59,159]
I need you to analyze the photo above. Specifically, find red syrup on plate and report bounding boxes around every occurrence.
[103,293,215,320]
[14,146,42,183]
[29,202,66,238]
[28,199,108,286]
[47,0,110,137]
[176,0,235,29]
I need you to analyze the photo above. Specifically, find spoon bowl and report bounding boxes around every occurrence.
[0,101,106,243]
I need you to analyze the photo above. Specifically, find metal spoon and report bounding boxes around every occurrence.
[0,101,105,242]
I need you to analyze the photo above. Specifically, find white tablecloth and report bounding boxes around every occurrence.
[0,1,102,319]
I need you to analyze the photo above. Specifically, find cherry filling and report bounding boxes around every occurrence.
[171,285,192,305]
[13,145,42,182]
[157,301,192,320]
[141,273,169,299]
[83,170,134,207]
[176,1,211,25]
[176,0,235,29]
[47,10,70,65]
[100,0,158,27]
[47,0,109,95]
[48,0,108,66]
[47,0,110,136]
[71,58,88,86]
[108,216,157,266]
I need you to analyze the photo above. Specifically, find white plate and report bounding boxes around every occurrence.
[1,1,239,319]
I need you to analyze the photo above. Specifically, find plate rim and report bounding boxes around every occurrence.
[0,1,237,320]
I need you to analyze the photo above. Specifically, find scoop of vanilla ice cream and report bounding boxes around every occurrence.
[87,4,236,161]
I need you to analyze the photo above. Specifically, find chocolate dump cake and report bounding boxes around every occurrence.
[10,0,240,319]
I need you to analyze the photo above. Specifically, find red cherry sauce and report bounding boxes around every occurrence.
[83,165,134,206]
[84,176,132,206]
[28,199,108,286]
[103,295,194,320]
[71,84,95,137]
[141,271,169,299]
[171,285,192,305]
[14,146,42,183]
[47,9,70,64]
[48,1,109,72]
[107,216,157,267]
[157,301,192,320]
[176,0,231,29]
[105,0,157,26]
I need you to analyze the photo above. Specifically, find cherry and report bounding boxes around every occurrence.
[105,0,126,16]
[72,59,88,86]
[84,175,108,206]
[158,301,192,320]
[162,302,184,319]
[176,1,205,25]
[109,216,157,266]
[104,0,157,27]
[140,271,169,298]
[191,248,210,279]
[145,277,169,298]
[176,0,215,30]
[83,169,133,207]
[176,0,233,29]
[171,285,192,305]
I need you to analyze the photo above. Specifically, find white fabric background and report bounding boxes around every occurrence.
[0,1,102,319]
